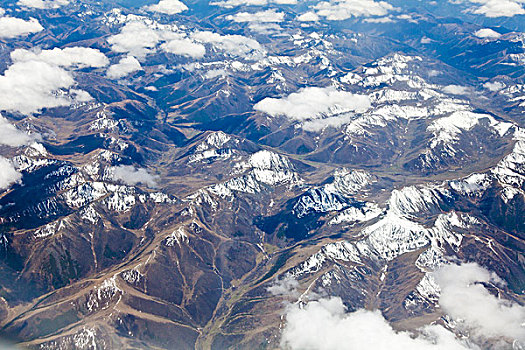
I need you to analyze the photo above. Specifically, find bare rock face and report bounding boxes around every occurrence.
[0,0,524,349]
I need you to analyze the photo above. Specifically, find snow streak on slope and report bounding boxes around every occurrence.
[293,169,374,218]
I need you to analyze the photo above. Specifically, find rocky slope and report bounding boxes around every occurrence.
[0,0,523,349]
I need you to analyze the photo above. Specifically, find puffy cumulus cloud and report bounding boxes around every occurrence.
[281,265,525,349]
[267,276,299,297]
[281,297,472,350]
[161,37,206,58]
[204,69,229,79]
[465,0,525,17]
[483,81,505,91]
[17,0,69,9]
[297,11,320,21]
[143,0,188,15]
[108,22,207,59]
[210,0,296,8]
[0,157,22,190]
[11,47,109,68]
[473,28,501,39]
[106,56,142,79]
[311,0,395,21]
[191,31,264,60]
[247,22,283,34]
[442,84,469,95]
[107,22,163,59]
[0,115,33,146]
[302,114,355,132]
[108,20,265,60]
[0,47,108,115]
[226,9,285,22]
[0,16,43,39]
[254,87,371,121]
[434,263,525,344]
[226,9,285,33]
[111,165,159,188]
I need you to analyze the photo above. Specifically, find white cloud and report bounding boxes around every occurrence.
[204,69,229,79]
[302,114,355,132]
[312,0,395,21]
[192,31,264,60]
[106,56,142,79]
[143,0,188,15]
[281,263,525,349]
[483,81,505,91]
[473,28,501,39]
[456,0,525,17]
[397,13,417,22]
[111,165,159,188]
[281,297,473,350]
[210,0,296,8]
[17,0,69,9]
[0,16,43,39]
[161,37,206,58]
[247,22,283,34]
[254,87,371,121]
[107,22,162,59]
[108,22,207,60]
[0,47,108,115]
[434,263,525,344]
[363,16,394,23]
[226,9,285,22]
[0,156,22,190]
[297,12,320,21]
[108,20,263,60]
[442,85,469,95]
[267,276,299,296]
[11,47,109,68]
[0,115,33,146]
[226,10,285,33]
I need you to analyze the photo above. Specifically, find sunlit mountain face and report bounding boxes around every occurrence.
[0,0,523,349]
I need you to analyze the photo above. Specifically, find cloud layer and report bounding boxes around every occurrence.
[210,0,296,8]
[0,115,33,146]
[466,0,525,17]
[281,263,525,350]
[107,56,142,79]
[107,22,164,59]
[226,9,285,22]
[161,36,206,58]
[0,157,22,190]
[191,31,264,59]
[108,22,206,59]
[255,87,371,121]
[0,47,108,115]
[281,297,472,350]
[311,0,395,21]
[143,0,188,15]
[434,263,525,343]
[0,16,43,39]
[442,85,469,95]
[254,87,370,131]
[17,0,69,9]
[111,165,159,188]
[108,21,263,60]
